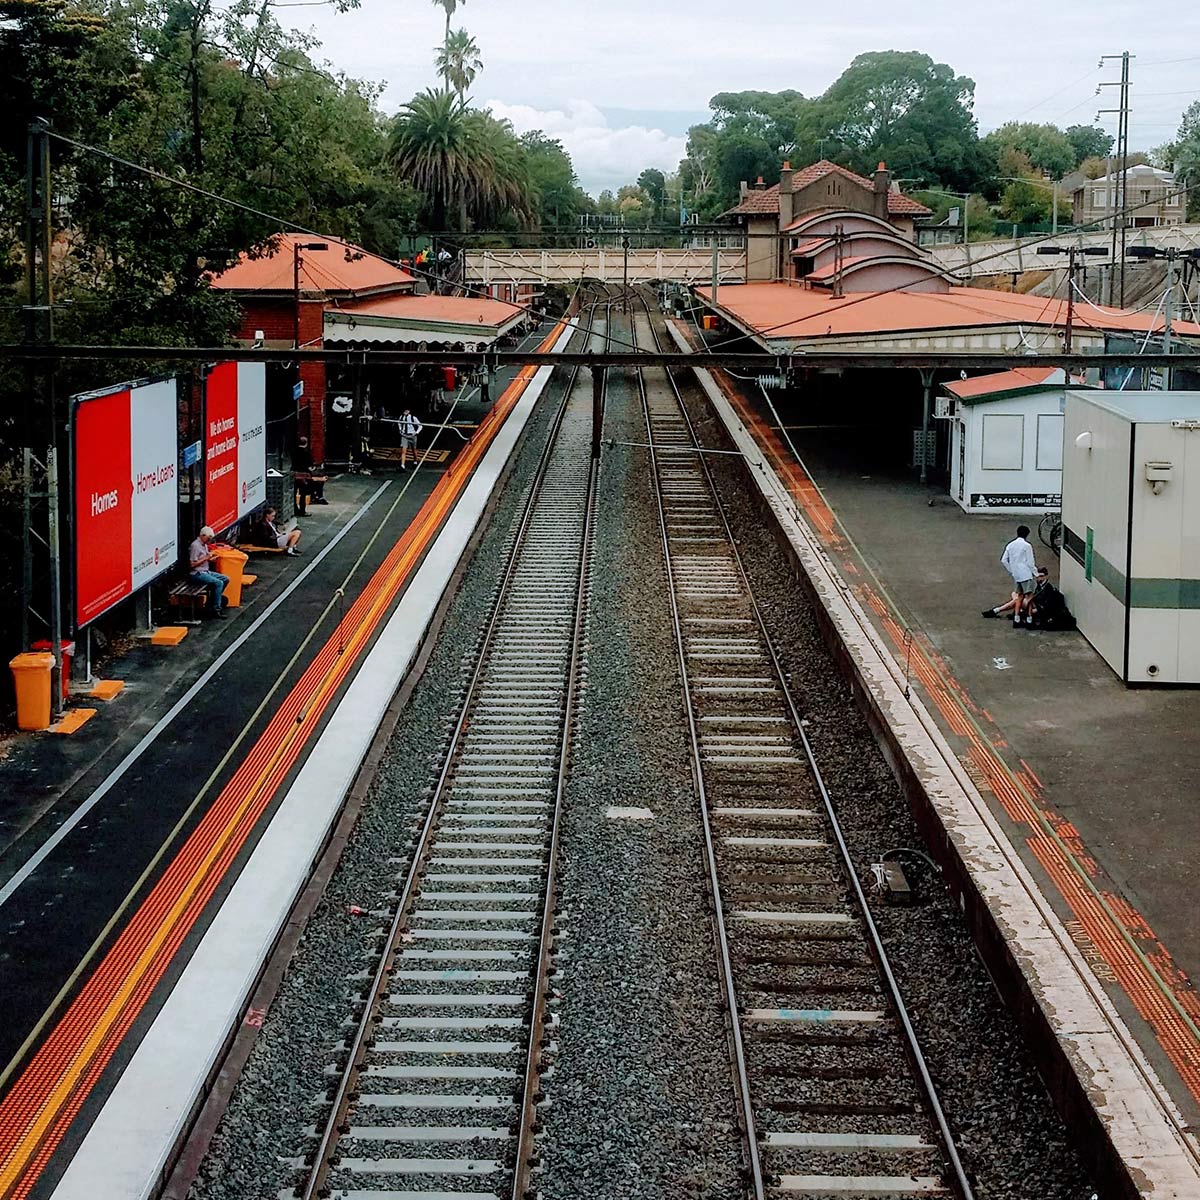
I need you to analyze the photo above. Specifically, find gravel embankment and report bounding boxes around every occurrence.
[672,350,1099,1200]
[188,360,573,1200]
[535,353,744,1200]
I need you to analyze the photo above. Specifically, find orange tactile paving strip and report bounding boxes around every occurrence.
[0,323,564,1200]
[711,364,1200,1107]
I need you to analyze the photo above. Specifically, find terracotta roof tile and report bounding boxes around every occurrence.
[944,367,1060,398]
[695,281,1200,343]
[334,293,523,328]
[211,232,415,296]
[722,160,931,218]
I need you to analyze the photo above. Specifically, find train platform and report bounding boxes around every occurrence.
[0,319,573,1200]
[677,340,1200,1165]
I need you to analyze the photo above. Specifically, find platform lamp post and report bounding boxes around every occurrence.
[292,241,327,456]
[1036,244,1109,353]
[1127,244,1200,388]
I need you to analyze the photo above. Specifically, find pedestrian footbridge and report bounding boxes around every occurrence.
[464,247,746,286]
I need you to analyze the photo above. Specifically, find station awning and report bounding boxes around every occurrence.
[324,293,526,348]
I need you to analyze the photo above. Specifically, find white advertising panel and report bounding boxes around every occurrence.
[129,379,179,592]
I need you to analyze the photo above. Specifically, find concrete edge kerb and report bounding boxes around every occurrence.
[49,318,579,1200]
[666,320,1200,1199]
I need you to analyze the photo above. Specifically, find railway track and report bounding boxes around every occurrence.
[629,296,975,1200]
[290,298,606,1200]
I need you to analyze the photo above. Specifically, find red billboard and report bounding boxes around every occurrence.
[74,379,178,627]
[204,362,266,534]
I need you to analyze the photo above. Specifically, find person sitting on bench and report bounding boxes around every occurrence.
[293,436,328,515]
[249,506,302,556]
[189,526,228,617]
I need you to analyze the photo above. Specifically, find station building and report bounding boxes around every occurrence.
[211,233,527,463]
[698,159,1200,491]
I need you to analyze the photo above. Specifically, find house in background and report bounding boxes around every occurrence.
[1072,164,1183,227]
[720,160,932,282]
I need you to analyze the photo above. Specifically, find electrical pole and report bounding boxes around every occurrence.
[22,118,64,712]
[1099,52,1134,306]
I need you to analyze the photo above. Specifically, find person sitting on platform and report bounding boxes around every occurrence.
[250,506,302,556]
[1029,567,1076,630]
[189,526,228,617]
[293,435,329,515]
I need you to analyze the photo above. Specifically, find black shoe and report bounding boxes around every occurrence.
[981,608,998,618]
[314,497,329,505]
[214,608,227,619]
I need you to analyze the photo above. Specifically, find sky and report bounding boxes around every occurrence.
[275,0,1200,194]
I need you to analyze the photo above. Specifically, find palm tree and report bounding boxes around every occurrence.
[388,89,534,232]
[435,28,482,101]
[430,0,463,84]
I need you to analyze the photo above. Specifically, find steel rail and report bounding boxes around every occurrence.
[296,293,604,1200]
[638,289,976,1199]
[627,307,767,1199]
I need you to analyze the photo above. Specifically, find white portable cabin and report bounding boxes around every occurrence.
[942,368,1076,514]
[1061,390,1200,685]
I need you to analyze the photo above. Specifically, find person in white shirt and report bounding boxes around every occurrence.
[398,408,423,471]
[983,524,1038,628]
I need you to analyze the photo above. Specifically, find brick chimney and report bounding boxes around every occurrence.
[873,161,890,219]
[777,160,795,240]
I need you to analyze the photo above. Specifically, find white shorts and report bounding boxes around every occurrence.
[401,434,416,449]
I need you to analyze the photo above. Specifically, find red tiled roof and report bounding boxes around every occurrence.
[790,238,831,256]
[695,282,1200,343]
[334,293,523,328]
[944,367,1061,398]
[723,161,931,218]
[210,232,415,296]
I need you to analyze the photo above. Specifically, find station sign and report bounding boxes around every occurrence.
[204,362,267,535]
[73,378,178,628]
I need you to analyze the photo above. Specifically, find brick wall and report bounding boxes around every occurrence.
[235,296,329,461]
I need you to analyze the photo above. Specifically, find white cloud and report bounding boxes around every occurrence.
[483,98,687,196]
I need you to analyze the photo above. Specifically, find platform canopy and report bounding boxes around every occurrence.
[696,282,1200,355]
[323,293,526,348]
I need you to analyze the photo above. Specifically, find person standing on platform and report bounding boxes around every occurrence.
[189,526,229,618]
[399,408,423,471]
[983,524,1038,628]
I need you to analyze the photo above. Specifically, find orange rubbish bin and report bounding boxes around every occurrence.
[211,546,249,609]
[10,651,55,731]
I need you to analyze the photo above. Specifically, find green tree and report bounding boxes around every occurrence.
[636,168,666,219]
[797,51,984,190]
[388,89,534,231]
[1065,124,1113,165]
[430,0,463,72]
[596,188,617,215]
[1165,101,1200,218]
[984,121,1075,180]
[435,27,481,100]
[995,149,1053,223]
[521,130,586,229]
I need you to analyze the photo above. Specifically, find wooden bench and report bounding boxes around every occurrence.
[167,579,209,622]
[235,543,287,556]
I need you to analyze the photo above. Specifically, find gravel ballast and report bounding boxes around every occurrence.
[534,353,744,1200]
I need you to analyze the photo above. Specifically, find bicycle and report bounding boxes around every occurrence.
[1038,511,1062,557]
